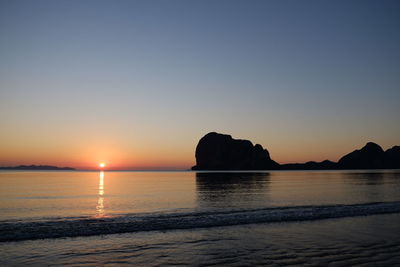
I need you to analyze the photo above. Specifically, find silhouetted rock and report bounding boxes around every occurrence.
[192,132,279,170]
[384,146,400,169]
[281,160,337,170]
[338,142,385,169]
[192,134,400,171]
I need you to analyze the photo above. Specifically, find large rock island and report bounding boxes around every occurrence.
[192,132,400,170]
[192,132,279,170]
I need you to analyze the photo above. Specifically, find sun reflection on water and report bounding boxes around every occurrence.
[96,171,105,217]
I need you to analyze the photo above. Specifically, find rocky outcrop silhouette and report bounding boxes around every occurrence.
[281,160,337,170]
[338,142,385,169]
[337,142,400,169]
[192,132,279,170]
[384,146,400,169]
[192,133,400,170]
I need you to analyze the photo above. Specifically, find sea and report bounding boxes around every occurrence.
[1,170,400,266]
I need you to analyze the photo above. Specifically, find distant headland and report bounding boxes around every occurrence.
[192,132,400,170]
[0,165,75,171]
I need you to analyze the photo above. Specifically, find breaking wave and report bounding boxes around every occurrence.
[2,201,400,242]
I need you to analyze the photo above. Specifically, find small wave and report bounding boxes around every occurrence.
[1,201,400,242]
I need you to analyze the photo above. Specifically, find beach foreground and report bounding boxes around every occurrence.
[0,170,399,265]
[1,214,400,266]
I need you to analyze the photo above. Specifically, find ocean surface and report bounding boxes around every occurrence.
[1,170,400,266]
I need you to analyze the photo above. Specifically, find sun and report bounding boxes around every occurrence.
[99,162,106,169]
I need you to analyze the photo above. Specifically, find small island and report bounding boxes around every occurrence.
[0,165,75,171]
[192,132,400,170]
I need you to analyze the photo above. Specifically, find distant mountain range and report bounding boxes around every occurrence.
[192,132,400,170]
[0,165,75,171]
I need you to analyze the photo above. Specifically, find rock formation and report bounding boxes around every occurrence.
[192,132,279,170]
[384,146,400,169]
[192,133,400,170]
[281,160,337,170]
[336,142,400,169]
[338,142,385,169]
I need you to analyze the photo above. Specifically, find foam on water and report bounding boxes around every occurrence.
[1,201,400,242]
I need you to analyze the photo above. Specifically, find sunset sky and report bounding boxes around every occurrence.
[1,0,399,170]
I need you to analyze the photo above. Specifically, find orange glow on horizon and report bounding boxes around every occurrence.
[99,162,106,169]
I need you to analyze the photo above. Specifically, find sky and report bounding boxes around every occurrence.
[0,0,399,170]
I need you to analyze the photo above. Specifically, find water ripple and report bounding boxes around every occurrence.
[1,201,400,242]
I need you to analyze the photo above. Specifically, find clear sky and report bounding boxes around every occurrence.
[1,0,399,170]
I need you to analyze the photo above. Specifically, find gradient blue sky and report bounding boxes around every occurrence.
[1,0,399,169]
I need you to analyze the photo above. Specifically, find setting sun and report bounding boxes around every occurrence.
[99,162,106,169]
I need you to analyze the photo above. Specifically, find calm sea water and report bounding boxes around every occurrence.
[1,170,400,266]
